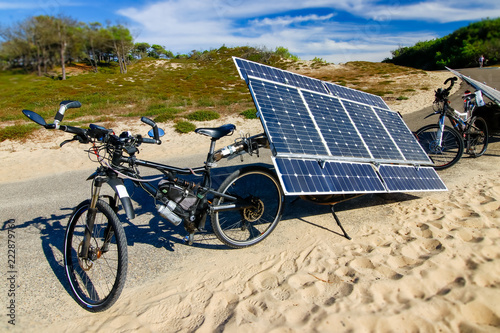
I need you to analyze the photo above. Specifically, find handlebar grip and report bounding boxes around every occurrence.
[141,117,155,127]
[60,125,87,137]
[55,100,82,124]
[141,117,160,141]
[443,77,457,91]
[140,137,158,144]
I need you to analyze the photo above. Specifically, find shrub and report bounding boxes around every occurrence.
[175,121,196,133]
[0,124,38,142]
[240,109,258,119]
[185,110,220,121]
[397,96,409,100]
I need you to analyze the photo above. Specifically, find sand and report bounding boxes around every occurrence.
[1,69,499,332]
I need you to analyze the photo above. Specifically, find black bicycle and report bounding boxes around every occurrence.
[415,77,488,169]
[23,101,284,312]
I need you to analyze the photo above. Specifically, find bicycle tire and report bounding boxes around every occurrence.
[465,116,488,157]
[415,124,464,170]
[212,166,284,248]
[64,199,128,312]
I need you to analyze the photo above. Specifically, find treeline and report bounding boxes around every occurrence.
[384,17,500,70]
[0,15,175,79]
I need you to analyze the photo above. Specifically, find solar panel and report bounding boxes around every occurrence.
[446,67,500,106]
[379,165,447,192]
[373,107,430,162]
[234,57,329,94]
[250,79,329,156]
[273,157,386,195]
[324,82,389,110]
[341,100,403,161]
[234,57,446,196]
[301,91,370,159]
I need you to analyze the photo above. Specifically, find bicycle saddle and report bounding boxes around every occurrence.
[195,124,236,140]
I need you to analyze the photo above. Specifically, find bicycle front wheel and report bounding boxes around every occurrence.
[466,116,488,157]
[212,166,284,248]
[415,124,464,170]
[64,199,128,312]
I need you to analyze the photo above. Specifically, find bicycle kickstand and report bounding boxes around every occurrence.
[330,205,352,240]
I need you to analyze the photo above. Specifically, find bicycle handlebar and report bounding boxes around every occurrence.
[23,102,162,156]
[434,77,458,102]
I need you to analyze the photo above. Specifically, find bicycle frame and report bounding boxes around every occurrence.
[78,131,269,250]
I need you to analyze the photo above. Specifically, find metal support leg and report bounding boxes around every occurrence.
[330,205,351,240]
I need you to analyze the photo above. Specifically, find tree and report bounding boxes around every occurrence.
[108,24,133,74]
[80,22,107,72]
[149,44,172,59]
[54,16,77,80]
[134,42,150,59]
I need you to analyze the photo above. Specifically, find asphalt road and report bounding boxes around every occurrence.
[0,66,498,326]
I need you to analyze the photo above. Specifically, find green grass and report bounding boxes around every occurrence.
[0,124,38,142]
[185,110,220,121]
[1,46,438,141]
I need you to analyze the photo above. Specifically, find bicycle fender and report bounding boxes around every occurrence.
[108,178,136,220]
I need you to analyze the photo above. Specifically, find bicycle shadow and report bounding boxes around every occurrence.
[124,163,421,249]
[2,209,75,298]
[123,163,264,251]
[282,192,419,238]
[2,160,422,298]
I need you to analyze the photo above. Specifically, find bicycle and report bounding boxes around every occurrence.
[23,101,284,312]
[415,77,488,170]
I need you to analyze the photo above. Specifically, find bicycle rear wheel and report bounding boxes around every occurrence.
[212,166,284,248]
[64,199,128,312]
[465,116,488,157]
[415,124,464,170]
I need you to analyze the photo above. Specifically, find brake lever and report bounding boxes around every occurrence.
[60,134,88,147]
[60,137,77,147]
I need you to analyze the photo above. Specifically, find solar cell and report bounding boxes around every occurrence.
[235,57,329,94]
[324,82,389,110]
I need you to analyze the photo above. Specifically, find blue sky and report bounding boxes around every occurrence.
[1,0,499,63]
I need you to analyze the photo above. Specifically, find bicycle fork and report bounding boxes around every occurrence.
[436,115,446,148]
[79,177,104,260]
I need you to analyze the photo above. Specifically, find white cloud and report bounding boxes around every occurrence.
[117,0,499,63]
[250,14,335,27]
[365,1,500,23]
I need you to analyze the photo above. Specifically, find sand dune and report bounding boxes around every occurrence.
[29,169,499,332]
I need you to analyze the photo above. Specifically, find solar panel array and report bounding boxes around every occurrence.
[446,67,500,106]
[234,57,447,195]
